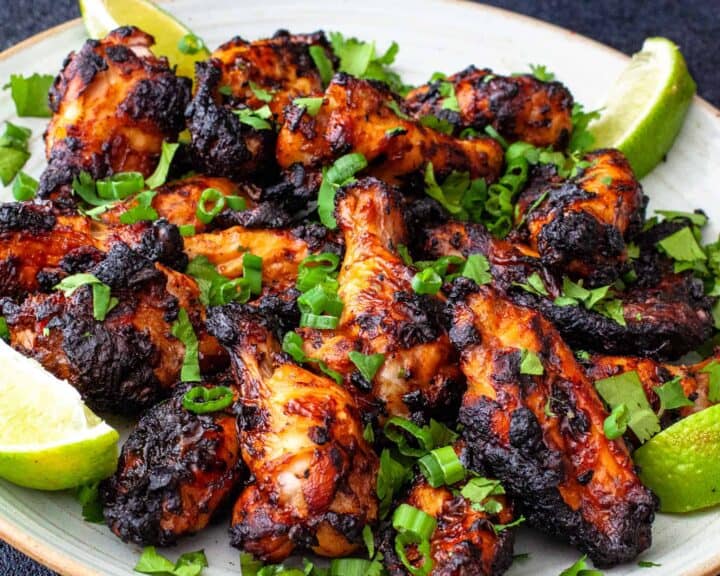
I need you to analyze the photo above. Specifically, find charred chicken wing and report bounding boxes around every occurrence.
[406,66,573,149]
[298,178,462,422]
[1,243,224,413]
[452,282,655,566]
[207,304,378,562]
[102,382,242,546]
[276,74,504,186]
[40,27,190,199]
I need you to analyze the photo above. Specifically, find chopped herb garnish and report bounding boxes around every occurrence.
[249,81,273,102]
[656,210,708,227]
[0,317,9,342]
[134,547,208,576]
[594,371,660,443]
[75,482,104,523]
[292,96,323,116]
[3,73,54,117]
[528,64,555,82]
[658,226,707,264]
[419,114,455,134]
[377,448,411,519]
[171,308,201,383]
[411,267,443,295]
[554,276,626,326]
[603,403,630,439]
[120,190,158,224]
[484,125,508,148]
[146,141,180,189]
[0,122,32,185]
[385,126,407,137]
[568,103,602,157]
[638,561,661,568]
[514,271,548,297]
[558,555,603,576]
[349,351,385,383]
[309,45,334,86]
[186,255,259,306]
[11,171,38,201]
[460,476,505,512]
[654,377,693,412]
[234,105,273,131]
[438,81,460,112]
[461,254,492,285]
[54,274,118,321]
[317,153,368,229]
[519,348,544,375]
[700,360,720,402]
[423,162,487,221]
[282,331,343,384]
[386,99,411,120]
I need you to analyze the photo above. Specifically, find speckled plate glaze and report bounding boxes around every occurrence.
[1,1,719,574]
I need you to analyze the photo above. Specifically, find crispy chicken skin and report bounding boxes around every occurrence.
[585,352,720,425]
[102,382,243,546]
[298,178,462,422]
[406,66,574,149]
[452,282,655,566]
[513,150,645,285]
[186,60,276,182]
[422,219,713,359]
[39,27,190,198]
[210,30,332,118]
[0,243,225,413]
[0,201,187,299]
[381,471,515,576]
[276,74,504,186]
[207,305,378,562]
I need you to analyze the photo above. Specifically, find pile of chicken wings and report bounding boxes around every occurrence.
[1,26,718,575]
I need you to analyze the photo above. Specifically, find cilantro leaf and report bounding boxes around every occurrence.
[594,371,660,443]
[529,64,555,82]
[654,377,693,411]
[568,103,601,156]
[4,73,54,117]
[75,482,104,523]
[559,555,603,576]
[514,272,548,297]
[519,349,544,375]
[700,360,720,403]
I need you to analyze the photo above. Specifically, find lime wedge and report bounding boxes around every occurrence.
[633,404,720,513]
[78,0,210,80]
[0,341,119,490]
[589,37,696,179]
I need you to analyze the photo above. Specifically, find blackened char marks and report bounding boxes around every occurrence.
[92,242,163,289]
[0,202,56,234]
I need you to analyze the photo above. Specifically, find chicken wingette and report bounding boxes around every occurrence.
[405,66,574,149]
[207,304,378,562]
[0,242,225,413]
[298,178,462,422]
[40,27,190,199]
[0,201,187,299]
[276,74,504,186]
[421,219,713,358]
[452,281,655,566]
[512,150,645,286]
[380,448,515,576]
[102,381,243,546]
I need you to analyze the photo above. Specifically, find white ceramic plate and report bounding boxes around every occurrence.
[1,1,720,574]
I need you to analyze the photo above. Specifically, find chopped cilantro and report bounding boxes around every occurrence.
[3,73,54,117]
[234,105,273,130]
[386,99,411,120]
[75,482,104,523]
[249,81,273,102]
[594,371,660,443]
[0,122,31,185]
[438,81,460,112]
[700,360,720,402]
[658,227,707,263]
[423,162,487,221]
[292,96,323,116]
[519,348,544,375]
[513,272,548,297]
[419,114,455,134]
[349,351,385,382]
[528,64,555,82]
[559,555,603,576]
[134,547,208,576]
[654,377,693,412]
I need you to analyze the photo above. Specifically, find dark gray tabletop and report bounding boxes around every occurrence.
[0,1,718,575]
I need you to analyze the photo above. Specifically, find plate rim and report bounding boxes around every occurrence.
[0,3,718,576]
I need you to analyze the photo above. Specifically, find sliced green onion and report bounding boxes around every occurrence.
[297,253,341,292]
[218,278,251,305]
[177,33,206,55]
[179,224,196,237]
[182,386,233,414]
[418,445,466,487]
[242,252,263,295]
[300,312,339,329]
[226,195,247,211]
[11,171,37,201]
[318,153,368,229]
[171,308,201,382]
[196,187,226,224]
[604,403,630,440]
[95,172,144,200]
[384,417,433,457]
[393,504,437,576]
[411,267,442,295]
[348,351,385,382]
[329,558,372,576]
[297,284,344,317]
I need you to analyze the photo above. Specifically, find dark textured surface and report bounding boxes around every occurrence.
[0,1,717,575]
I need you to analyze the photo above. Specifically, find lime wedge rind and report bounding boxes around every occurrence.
[0,341,119,491]
[633,404,720,513]
[589,37,696,179]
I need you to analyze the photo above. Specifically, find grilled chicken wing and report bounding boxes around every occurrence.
[298,178,462,422]
[422,219,713,358]
[452,282,655,566]
[512,150,645,285]
[276,74,504,186]
[39,27,190,199]
[186,60,276,182]
[380,470,515,576]
[585,352,720,427]
[210,30,332,118]
[102,382,242,546]
[0,201,187,299]
[405,66,573,149]
[207,304,378,562]
[0,243,224,413]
